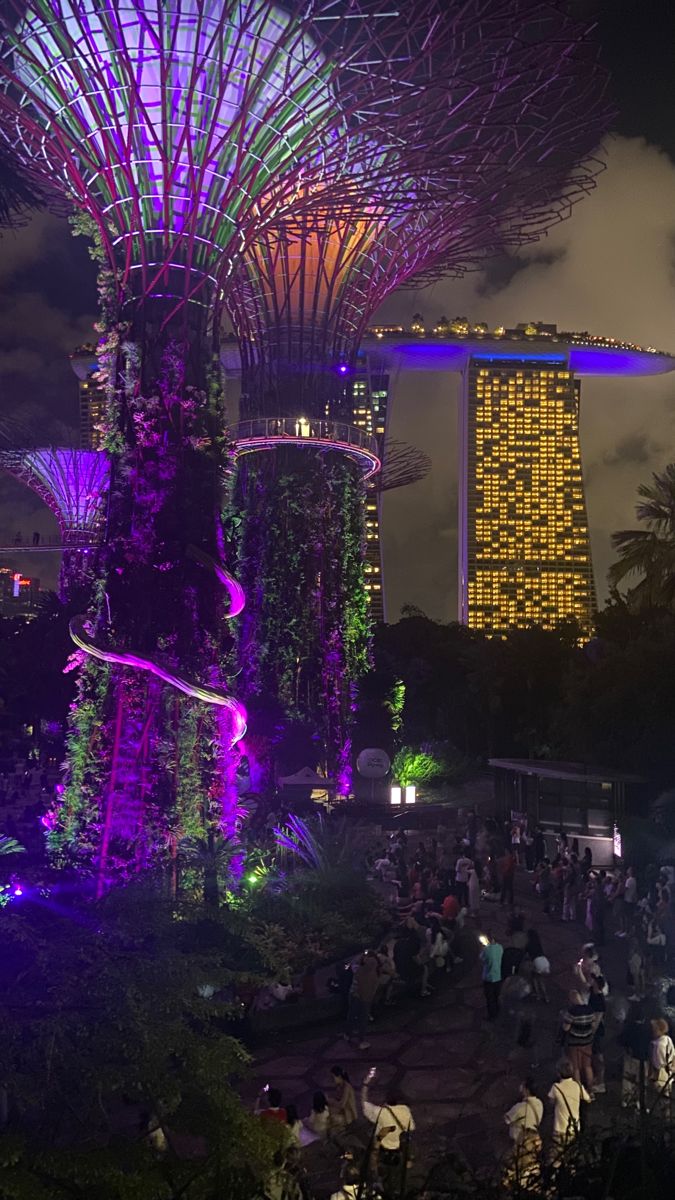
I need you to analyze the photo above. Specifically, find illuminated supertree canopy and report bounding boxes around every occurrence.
[227,0,611,787]
[0,447,110,598]
[0,448,109,541]
[0,0,491,881]
[0,0,459,346]
[228,0,611,412]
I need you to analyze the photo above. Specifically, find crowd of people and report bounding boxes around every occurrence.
[481,833,675,1187]
[254,815,675,1199]
[256,1067,414,1200]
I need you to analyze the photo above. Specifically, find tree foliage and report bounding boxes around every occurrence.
[0,149,43,227]
[0,885,281,1199]
[610,464,675,609]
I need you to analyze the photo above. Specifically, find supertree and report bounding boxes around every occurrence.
[376,441,431,495]
[0,447,110,599]
[0,0,474,885]
[225,0,611,787]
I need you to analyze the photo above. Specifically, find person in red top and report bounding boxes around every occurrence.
[442,893,460,922]
[256,1087,287,1124]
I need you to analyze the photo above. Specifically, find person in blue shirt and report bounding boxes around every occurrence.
[480,932,504,1020]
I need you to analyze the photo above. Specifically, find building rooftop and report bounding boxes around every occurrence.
[489,758,645,784]
[363,320,675,377]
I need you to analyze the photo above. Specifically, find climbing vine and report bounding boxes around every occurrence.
[235,448,370,788]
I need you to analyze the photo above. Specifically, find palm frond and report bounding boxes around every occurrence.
[0,150,44,227]
[0,835,25,856]
[609,471,675,610]
[273,814,326,871]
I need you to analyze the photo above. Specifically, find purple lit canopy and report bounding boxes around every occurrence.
[0,0,463,324]
[0,447,109,543]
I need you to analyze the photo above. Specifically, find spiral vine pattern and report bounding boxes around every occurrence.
[70,548,247,746]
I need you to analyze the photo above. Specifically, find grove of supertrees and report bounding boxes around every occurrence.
[0,0,502,887]
[0,0,611,886]
[225,0,611,789]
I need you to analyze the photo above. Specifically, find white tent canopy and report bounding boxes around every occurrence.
[278,766,334,790]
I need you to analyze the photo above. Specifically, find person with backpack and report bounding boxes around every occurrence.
[547,1060,592,1162]
[560,989,598,1091]
[361,1069,415,1197]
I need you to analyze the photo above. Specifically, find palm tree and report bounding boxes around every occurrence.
[0,836,24,856]
[0,149,43,227]
[610,465,675,609]
[178,830,236,907]
[273,813,360,875]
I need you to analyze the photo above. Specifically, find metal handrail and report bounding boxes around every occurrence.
[234,417,379,458]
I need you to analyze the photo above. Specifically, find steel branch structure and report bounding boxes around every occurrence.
[228,0,611,413]
[376,441,431,494]
[0,0,471,334]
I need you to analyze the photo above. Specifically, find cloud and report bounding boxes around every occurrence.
[0,213,60,283]
[601,433,665,468]
[379,136,675,620]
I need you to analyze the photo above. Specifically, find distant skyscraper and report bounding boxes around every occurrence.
[459,353,596,636]
[349,352,389,622]
[70,348,105,450]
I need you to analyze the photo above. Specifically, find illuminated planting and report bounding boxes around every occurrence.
[228,0,611,784]
[0,447,109,599]
[0,0,479,877]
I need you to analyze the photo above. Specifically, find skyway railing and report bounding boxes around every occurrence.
[234,417,379,458]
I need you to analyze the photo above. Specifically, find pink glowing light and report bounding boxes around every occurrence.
[234,419,381,481]
[187,544,245,617]
[70,617,247,745]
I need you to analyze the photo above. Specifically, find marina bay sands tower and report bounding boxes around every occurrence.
[461,338,594,635]
[366,321,675,637]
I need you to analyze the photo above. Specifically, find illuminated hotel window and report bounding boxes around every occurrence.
[462,356,594,638]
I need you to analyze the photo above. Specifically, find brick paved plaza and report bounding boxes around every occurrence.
[242,866,630,1193]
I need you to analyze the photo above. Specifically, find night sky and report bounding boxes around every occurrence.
[1,0,675,619]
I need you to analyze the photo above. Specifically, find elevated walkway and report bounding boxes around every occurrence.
[234,417,380,480]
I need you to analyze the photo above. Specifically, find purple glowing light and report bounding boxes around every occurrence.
[0,448,109,538]
[70,616,247,745]
[187,544,245,617]
[360,338,675,378]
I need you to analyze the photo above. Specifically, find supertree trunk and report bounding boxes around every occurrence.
[47,261,246,889]
[235,445,370,791]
